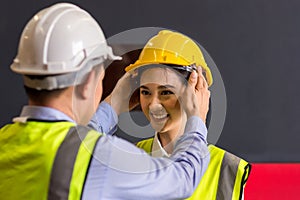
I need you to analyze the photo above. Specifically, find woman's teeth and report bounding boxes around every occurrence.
[151,113,168,119]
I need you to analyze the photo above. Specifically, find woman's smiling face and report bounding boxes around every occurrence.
[139,67,186,134]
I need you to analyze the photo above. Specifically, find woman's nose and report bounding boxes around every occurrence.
[149,96,163,110]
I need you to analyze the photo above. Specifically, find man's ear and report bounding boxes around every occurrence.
[77,70,96,100]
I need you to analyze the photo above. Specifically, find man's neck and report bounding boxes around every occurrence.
[28,87,76,123]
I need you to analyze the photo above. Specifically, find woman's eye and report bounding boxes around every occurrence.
[140,90,150,95]
[161,90,174,95]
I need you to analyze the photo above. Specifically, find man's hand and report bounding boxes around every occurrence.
[104,72,140,115]
[181,67,211,122]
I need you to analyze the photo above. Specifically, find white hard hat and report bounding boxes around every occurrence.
[11,3,121,90]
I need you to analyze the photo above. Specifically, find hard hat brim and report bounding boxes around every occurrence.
[125,61,213,87]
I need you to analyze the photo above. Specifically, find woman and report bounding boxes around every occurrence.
[126,30,251,200]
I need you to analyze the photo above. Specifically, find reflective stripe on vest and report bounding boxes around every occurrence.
[48,125,101,200]
[136,139,251,200]
[0,121,101,200]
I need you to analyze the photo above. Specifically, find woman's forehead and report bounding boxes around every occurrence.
[140,67,182,86]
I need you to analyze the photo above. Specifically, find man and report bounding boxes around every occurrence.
[0,3,210,200]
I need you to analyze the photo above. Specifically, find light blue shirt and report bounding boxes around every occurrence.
[17,102,209,200]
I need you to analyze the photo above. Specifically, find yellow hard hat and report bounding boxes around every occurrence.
[125,30,213,87]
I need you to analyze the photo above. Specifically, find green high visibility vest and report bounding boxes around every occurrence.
[0,121,101,200]
[137,138,251,200]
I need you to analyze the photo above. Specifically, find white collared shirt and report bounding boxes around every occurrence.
[151,132,171,158]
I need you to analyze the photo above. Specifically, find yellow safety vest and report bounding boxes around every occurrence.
[0,120,101,200]
[137,138,251,200]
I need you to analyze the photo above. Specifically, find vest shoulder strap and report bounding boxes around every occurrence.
[212,145,251,200]
[187,145,251,200]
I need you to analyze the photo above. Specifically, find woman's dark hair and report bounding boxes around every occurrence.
[135,64,193,86]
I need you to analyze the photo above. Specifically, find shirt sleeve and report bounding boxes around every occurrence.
[82,116,210,200]
[88,101,118,135]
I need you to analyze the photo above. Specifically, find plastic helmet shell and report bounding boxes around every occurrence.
[11,3,119,75]
[125,30,213,87]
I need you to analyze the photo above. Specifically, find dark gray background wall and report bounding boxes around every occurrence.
[1,0,300,162]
